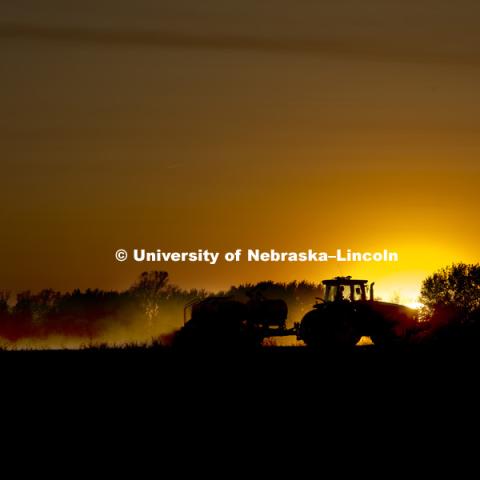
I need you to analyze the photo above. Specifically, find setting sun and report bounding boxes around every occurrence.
[405,301,424,311]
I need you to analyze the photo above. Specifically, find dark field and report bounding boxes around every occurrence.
[2,343,477,377]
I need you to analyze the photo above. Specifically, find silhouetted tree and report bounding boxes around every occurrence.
[0,291,9,314]
[420,263,480,316]
[419,263,480,346]
[129,271,169,332]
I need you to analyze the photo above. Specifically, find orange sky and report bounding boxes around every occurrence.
[0,1,479,305]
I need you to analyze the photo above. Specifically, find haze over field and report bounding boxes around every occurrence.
[1,1,479,306]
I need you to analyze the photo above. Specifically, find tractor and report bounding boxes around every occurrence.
[296,276,418,348]
[175,276,419,350]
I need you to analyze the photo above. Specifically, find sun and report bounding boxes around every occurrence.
[405,301,424,310]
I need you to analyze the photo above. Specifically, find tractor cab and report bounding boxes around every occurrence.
[321,277,373,303]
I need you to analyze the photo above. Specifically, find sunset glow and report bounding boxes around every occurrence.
[1,0,479,310]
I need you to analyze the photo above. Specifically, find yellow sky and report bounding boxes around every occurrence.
[0,1,479,305]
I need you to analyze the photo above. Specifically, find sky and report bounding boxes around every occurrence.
[1,0,479,305]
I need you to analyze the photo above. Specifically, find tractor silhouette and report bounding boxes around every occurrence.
[297,276,418,348]
[174,276,418,350]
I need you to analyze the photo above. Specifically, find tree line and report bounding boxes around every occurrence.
[0,272,323,344]
[0,263,479,347]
